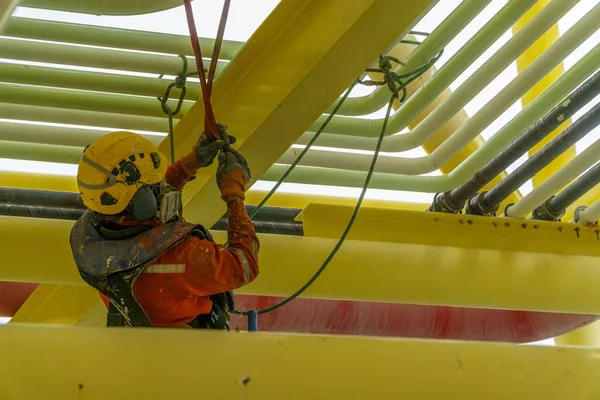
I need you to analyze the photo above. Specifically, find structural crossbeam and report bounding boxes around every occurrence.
[1,325,600,399]
[3,215,600,314]
[158,0,436,226]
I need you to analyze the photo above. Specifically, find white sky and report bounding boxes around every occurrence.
[3,0,600,205]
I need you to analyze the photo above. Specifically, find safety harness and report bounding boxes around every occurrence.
[70,210,234,329]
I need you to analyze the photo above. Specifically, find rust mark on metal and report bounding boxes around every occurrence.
[558,226,563,233]
[575,227,580,238]
[504,222,510,228]
[238,376,251,386]
[458,219,464,225]
[521,223,527,229]
[533,225,539,230]
[467,220,473,225]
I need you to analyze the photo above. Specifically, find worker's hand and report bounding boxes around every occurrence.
[180,123,236,175]
[216,149,251,201]
[195,123,237,168]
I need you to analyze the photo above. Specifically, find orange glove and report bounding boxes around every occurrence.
[216,150,251,201]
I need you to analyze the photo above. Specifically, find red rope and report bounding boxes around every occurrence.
[183,0,222,141]
[207,0,231,98]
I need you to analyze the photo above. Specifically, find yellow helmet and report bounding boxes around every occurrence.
[77,131,168,215]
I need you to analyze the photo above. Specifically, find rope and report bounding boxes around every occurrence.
[248,79,360,220]
[233,37,441,317]
[183,0,231,141]
[207,0,231,98]
[235,94,396,316]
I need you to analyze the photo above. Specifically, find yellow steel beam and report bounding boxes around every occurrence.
[0,0,18,32]
[1,325,600,399]
[0,170,430,210]
[4,214,600,314]
[513,0,574,188]
[555,322,600,347]
[245,190,427,211]
[0,170,78,191]
[76,300,107,327]
[11,284,99,324]
[160,0,436,226]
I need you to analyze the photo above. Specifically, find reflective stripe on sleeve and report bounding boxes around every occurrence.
[143,264,186,274]
[230,248,251,284]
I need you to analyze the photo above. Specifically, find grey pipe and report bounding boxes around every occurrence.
[468,101,600,216]
[0,204,303,236]
[532,162,600,221]
[0,204,84,220]
[0,186,83,209]
[429,69,600,214]
[0,187,302,224]
[5,17,243,59]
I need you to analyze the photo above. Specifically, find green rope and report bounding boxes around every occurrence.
[235,94,396,316]
[248,79,360,220]
[231,38,442,316]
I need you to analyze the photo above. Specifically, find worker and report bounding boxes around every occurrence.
[69,126,259,329]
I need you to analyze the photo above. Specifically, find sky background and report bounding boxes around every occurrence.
[2,0,595,344]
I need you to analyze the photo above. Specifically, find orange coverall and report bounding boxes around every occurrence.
[100,160,260,327]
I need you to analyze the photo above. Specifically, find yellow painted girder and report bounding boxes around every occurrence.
[1,325,600,399]
[160,0,436,226]
[11,284,100,324]
[513,0,575,188]
[299,203,600,252]
[0,0,19,32]
[4,214,600,314]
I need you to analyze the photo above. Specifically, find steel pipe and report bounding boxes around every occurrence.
[0,140,83,164]
[384,0,578,149]
[0,63,202,100]
[0,186,82,208]
[533,162,600,221]
[577,200,600,225]
[507,136,600,219]
[0,204,83,220]
[0,37,226,76]
[5,17,243,59]
[437,69,600,213]
[279,4,598,176]
[0,120,164,147]
[264,41,600,193]
[326,0,492,116]
[478,102,600,215]
[304,0,538,139]
[0,82,192,119]
[19,0,188,15]
[0,204,303,235]
[0,102,168,132]
[0,204,304,236]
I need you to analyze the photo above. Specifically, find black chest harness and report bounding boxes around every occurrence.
[70,210,234,329]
